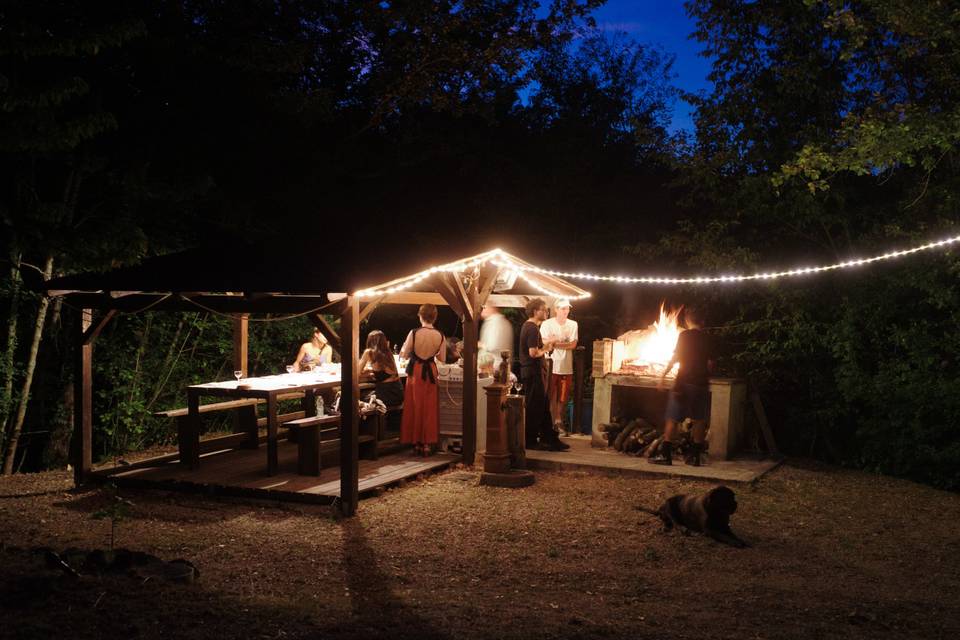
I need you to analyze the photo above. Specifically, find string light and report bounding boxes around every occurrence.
[505,234,960,286]
[353,249,591,300]
[352,232,959,299]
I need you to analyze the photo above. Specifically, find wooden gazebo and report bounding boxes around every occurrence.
[44,244,590,515]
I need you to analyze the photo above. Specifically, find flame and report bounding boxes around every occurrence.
[616,303,682,376]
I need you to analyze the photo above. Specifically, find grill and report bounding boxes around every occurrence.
[591,339,746,460]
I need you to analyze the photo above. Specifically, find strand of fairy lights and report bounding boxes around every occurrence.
[517,234,960,285]
[354,249,591,300]
[353,233,960,297]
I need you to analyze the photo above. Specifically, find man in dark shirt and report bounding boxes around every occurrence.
[519,298,569,451]
[651,306,713,466]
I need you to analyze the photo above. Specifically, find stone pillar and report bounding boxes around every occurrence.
[706,378,746,460]
[591,376,612,448]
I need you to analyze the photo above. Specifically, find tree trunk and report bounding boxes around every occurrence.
[2,254,54,475]
[0,247,22,454]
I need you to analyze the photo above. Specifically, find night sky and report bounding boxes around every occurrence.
[590,0,710,133]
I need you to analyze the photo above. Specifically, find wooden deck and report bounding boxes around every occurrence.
[97,441,459,505]
[525,435,781,483]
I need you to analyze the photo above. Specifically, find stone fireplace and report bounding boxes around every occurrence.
[591,339,746,459]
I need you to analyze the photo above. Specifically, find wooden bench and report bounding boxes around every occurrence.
[284,415,378,476]
[370,403,403,442]
[156,399,262,452]
[156,393,306,454]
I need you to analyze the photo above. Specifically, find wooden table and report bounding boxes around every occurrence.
[182,369,349,475]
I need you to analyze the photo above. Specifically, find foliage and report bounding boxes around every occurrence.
[651,0,960,489]
[91,483,133,551]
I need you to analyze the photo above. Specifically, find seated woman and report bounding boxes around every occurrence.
[291,328,333,372]
[442,336,463,364]
[358,330,404,407]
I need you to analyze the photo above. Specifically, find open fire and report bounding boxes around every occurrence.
[611,303,682,377]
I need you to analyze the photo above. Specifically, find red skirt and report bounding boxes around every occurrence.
[400,362,440,445]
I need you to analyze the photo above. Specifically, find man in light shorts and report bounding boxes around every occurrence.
[540,299,578,434]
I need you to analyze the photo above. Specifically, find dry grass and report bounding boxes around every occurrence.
[1,461,958,640]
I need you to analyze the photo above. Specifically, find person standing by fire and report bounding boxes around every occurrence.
[651,306,713,466]
[519,298,569,451]
[540,298,578,435]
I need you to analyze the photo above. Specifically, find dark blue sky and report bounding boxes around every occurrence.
[589,0,712,133]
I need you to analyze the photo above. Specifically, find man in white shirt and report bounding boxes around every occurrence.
[540,299,578,434]
[479,303,514,359]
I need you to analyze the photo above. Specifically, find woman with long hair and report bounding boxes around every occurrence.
[359,330,404,407]
[291,327,333,372]
[399,304,446,456]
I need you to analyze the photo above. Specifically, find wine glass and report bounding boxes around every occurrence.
[513,381,523,395]
[285,365,294,375]
[234,370,243,384]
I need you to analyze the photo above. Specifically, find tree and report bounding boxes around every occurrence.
[0,1,145,472]
[652,0,960,488]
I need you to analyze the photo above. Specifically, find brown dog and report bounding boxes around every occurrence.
[638,485,749,548]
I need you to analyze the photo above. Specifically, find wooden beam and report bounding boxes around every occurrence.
[310,312,343,355]
[474,264,501,311]
[81,309,116,346]
[359,296,385,323]
[339,295,360,516]
[430,274,467,317]
[59,293,343,314]
[72,309,93,486]
[447,272,474,322]
[380,292,449,306]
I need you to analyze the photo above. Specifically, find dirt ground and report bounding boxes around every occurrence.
[1,461,958,640]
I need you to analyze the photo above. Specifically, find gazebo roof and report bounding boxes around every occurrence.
[44,241,590,313]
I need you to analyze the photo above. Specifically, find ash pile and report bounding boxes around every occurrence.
[596,417,707,463]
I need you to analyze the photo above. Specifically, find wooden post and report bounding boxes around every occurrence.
[72,309,93,486]
[183,387,201,469]
[232,314,251,443]
[71,308,115,485]
[339,295,360,516]
[461,296,479,466]
[232,313,249,376]
[266,393,279,475]
[573,346,585,435]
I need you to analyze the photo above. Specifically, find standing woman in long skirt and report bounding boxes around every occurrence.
[400,304,446,456]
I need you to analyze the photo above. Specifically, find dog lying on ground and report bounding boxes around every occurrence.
[637,485,750,548]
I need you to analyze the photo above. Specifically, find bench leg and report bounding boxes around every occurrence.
[297,429,322,476]
[236,404,259,449]
[176,416,197,468]
[360,416,378,461]
[179,390,201,469]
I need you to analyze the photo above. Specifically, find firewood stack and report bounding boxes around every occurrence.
[596,416,705,460]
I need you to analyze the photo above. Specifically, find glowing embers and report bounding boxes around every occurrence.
[614,302,682,378]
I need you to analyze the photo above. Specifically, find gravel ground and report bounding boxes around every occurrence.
[1,461,958,640]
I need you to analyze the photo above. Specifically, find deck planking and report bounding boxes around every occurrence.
[104,440,458,503]
[525,435,781,483]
